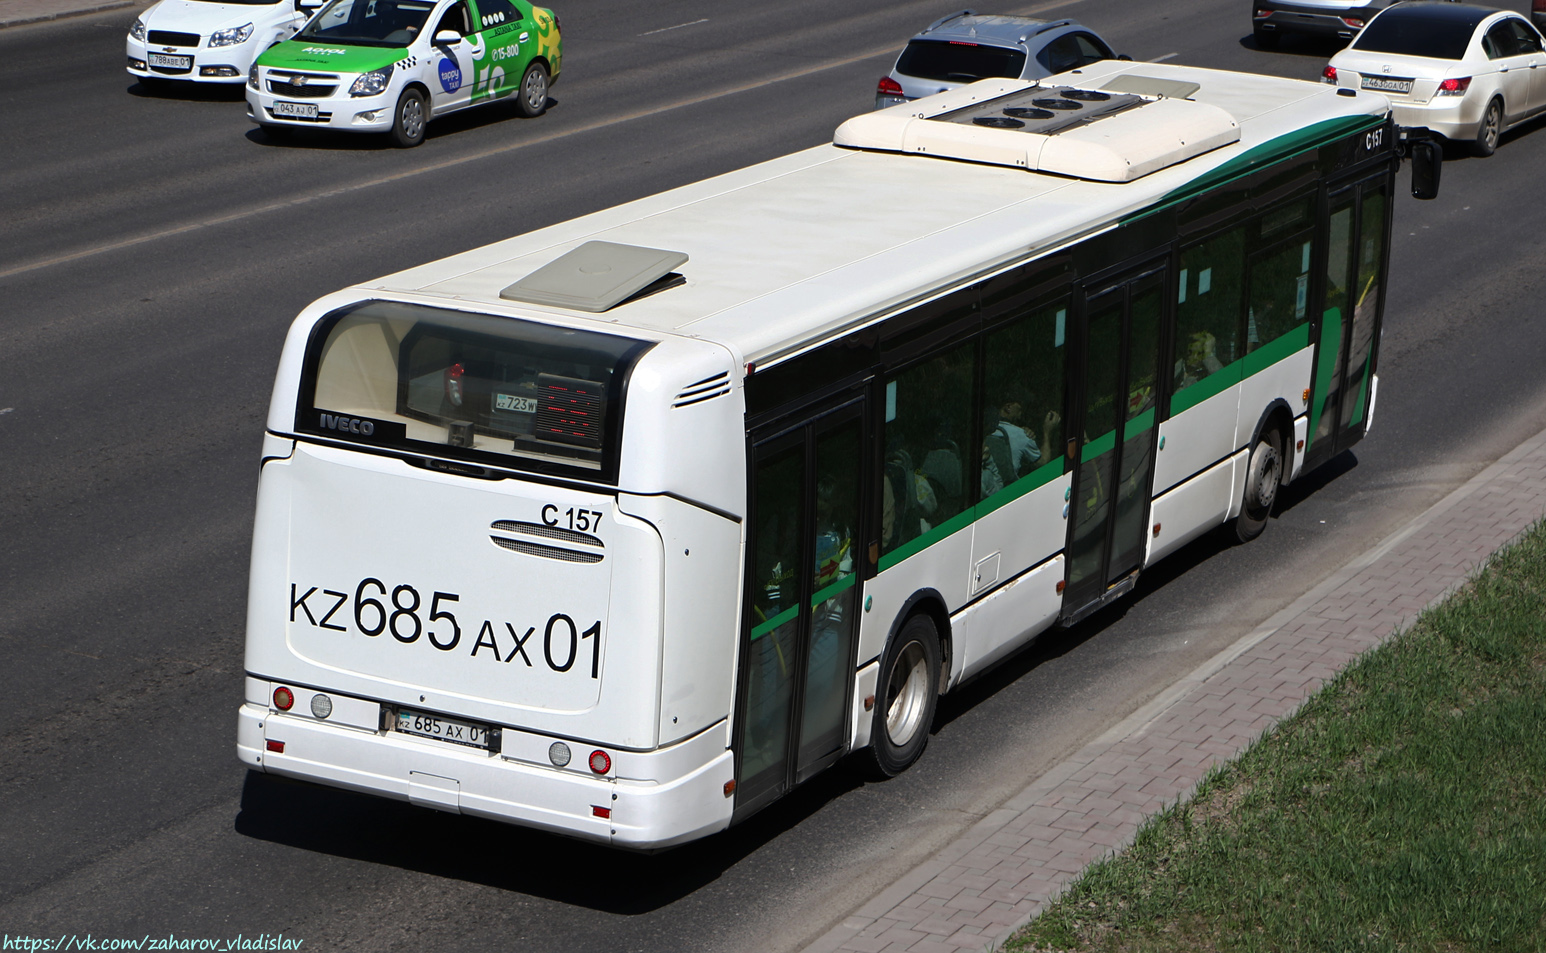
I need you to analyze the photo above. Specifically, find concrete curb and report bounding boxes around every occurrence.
[804,421,1546,953]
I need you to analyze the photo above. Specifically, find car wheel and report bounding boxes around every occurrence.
[1253,28,1278,50]
[1234,423,1283,543]
[862,613,940,779]
[516,61,549,118]
[389,87,427,147]
[1472,98,1502,157]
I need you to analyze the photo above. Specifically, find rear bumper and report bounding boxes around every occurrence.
[237,697,735,850]
[1253,3,1379,39]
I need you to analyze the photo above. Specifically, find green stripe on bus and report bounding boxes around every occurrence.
[1082,429,1116,462]
[810,573,856,608]
[1128,406,1155,437]
[1171,359,1244,415]
[750,605,797,640]
[877,505,977,573]
[1125,115,1386,224]
[1347,344,1373,425]
[974,456,1065,519]
[1242,322,1310,377]
[1307,306,1342,452]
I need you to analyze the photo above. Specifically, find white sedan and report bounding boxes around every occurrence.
[1324,1,1546,156]
[128,0,313,86]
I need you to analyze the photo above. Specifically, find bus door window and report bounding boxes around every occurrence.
[1341,185,1386,429]
[1067,293,1122,595]
[1310,197,1355,452]
[880,343,975,557]
[1244,197,1315,358]
[978,298,1068,504]
[1110,280,1162,575]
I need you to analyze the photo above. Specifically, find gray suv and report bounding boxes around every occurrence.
[876,11,1122,109]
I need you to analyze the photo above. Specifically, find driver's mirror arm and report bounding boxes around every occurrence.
[1398,125,1443,200]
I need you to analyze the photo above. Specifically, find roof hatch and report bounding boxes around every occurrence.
[834,78,1239,182]
[500,240,688,313]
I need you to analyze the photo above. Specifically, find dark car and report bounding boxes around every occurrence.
[1251,0,1456,48]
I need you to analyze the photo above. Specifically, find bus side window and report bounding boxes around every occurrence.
[1173,226,1244,404]
[979,297,1068,502]
[1244,196,1316,354]
[881,342,975,555]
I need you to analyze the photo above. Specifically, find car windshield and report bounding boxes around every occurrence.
[895,39,1028,82]
[1352,7,1490,59]
[296,0,435,47]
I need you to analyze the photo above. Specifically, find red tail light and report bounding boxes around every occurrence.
[273,686,294,710]
[1255,8,1271,17]
[1322,65,1337,83]
[877,75,903,96]
[1437,76,1472,95]
[588,749,611,774]
[1341,17,1364,28]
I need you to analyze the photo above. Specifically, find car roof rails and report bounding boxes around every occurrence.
[1021,17,1075,40]
[922,9,974,33]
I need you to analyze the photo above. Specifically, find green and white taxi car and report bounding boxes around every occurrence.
[246,0,560,146]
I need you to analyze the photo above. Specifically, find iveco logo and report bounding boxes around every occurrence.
[319,413,375,436]
[290,74,308,86]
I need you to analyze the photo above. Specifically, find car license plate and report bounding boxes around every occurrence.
[1361,76,1413,94]
[395,708,492,749]
[147,53,191,69]
[273,100,320,119]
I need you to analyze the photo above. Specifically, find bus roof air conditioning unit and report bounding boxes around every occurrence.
[501,240,688,313]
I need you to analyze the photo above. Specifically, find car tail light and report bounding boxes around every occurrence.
[1321,65,1337,83]
[877,75,903,96]
[1341,17,1364,28]
[1437,77,1471,96]
[1255,8,1272,17]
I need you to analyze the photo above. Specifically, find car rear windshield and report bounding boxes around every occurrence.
[297,300,652,479]
[895,39,1027,82]
[1352,7,1490,59]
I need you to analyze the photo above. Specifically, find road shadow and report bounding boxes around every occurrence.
[127,78,248,102]
[243,96,558,150]
[1237,31,1350,59]
[235,754,862,913]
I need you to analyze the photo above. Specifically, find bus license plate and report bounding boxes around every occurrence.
[273,101,319,119]
[395,708,491,749]
[147,53,191,69]
[1360,76,1412,94]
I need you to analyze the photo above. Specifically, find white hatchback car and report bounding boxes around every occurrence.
[1324,1,1546,155]
[129,0,315,85]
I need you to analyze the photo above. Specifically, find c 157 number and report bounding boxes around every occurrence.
[289,580,601,677]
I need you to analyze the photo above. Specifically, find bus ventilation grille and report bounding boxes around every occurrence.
[490,520,604,563]
[673,371,731,408]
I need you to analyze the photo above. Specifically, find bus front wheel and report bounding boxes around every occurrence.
[1234,424,1283,543]
[864,613,940,779]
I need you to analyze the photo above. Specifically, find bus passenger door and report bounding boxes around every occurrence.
[734,401,865,816]
[1063,262,1166,621]
[1307,174,1389,465]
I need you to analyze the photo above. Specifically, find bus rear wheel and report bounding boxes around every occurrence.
[1234,424,1283,543]
[864,613,940,779]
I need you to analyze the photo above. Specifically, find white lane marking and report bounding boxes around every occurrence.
[1,0,1084,282]
[1149,52,1179,62]
[0,408,13,415]
[640,18,708,36]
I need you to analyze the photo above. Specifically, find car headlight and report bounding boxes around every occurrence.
[349,62,395,97]
[129,17,146,41]
[248,62,260,90]
[210,22,255,47]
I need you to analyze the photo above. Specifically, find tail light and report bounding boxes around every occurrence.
[1341,17,1364,28]
[588,749,611,774]
[1437,77,1471,96]
[273,686,294,711]
[1321,65,1337,84]
[1255,8,1272,17]
[877,75,903,97]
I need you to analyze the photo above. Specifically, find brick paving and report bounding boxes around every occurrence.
[806,424,1546,953]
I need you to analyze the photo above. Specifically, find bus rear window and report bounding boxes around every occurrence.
[298,301,651,478]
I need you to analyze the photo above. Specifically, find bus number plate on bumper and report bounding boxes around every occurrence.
[395,708,491,750]
[273,101,320,119]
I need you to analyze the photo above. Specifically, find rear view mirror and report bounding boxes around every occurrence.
[1409,139,1441,200]
[434,30,463,45]
[296,0,323,10]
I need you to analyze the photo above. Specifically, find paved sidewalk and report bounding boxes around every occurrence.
[0,0,135,30]
[806,423,1546,953]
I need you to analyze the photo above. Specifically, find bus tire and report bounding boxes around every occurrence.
[389,87,427,147]
[1472,98,1502,157]
[516,61,549,118]
[1234,423,1283,543]
[863,613,940,779]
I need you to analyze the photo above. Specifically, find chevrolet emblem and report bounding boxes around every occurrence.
[290,75,308,86]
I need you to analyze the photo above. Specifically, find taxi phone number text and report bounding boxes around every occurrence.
[289,580,600,677]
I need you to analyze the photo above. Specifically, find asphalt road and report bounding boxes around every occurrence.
[3,1,1546,951]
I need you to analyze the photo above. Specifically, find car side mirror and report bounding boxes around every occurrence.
[296,0,323,11]
[1409,138,1441,200]
[434,30,462,45]
[1117,53,1132,61]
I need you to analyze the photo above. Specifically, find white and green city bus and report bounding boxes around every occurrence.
[239,61,1431,848]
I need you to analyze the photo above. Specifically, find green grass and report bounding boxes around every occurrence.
[1007,521,1546,953]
